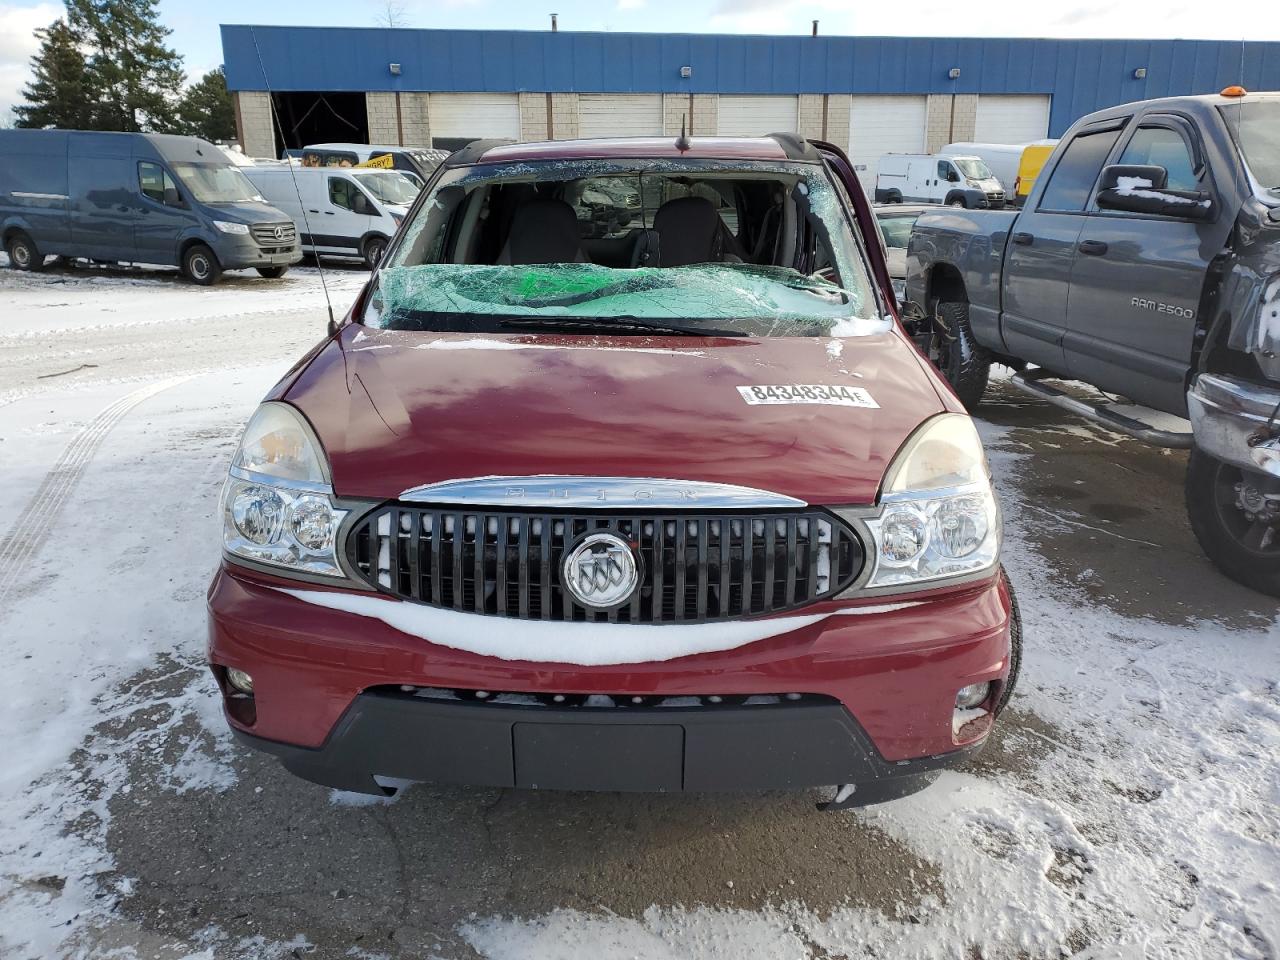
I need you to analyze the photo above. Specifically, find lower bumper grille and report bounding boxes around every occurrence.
[348,506,864,623]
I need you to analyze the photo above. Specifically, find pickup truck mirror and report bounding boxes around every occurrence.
[1096,164,1213,221]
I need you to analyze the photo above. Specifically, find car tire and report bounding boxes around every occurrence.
[362,236,387,270]
[182,244,222,285]
[256,265,289,279]
[948,198,967,208]
[929,300,992,411]
[995,567,1022,715]
[1185,447,1280,597]
[6,231,44,272]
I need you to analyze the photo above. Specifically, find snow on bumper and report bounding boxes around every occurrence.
[207,564,1013,768]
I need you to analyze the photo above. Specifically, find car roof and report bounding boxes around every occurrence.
[1081,90,1280,125]
[464,136,803,165]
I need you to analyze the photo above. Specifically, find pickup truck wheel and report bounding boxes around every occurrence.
[929,300,992,411]
[6,231,45,272]
[182,244,222,285]
[1185,448,1280,597]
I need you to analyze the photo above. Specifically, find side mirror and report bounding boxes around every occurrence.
[1095,164,1212,221]
[163,186,183,207]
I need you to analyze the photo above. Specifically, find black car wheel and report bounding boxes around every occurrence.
[928,300,992,411]
[362,236,387,270]
[948,198,967,208]
[1186,447,1280,597]
[256,266,289,279]
[182,244,222,285]
[6,231,44,272]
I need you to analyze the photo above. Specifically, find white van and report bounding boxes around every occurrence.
[242,166,420,268]
[941,141,1057,204]
[874,154,1005,209]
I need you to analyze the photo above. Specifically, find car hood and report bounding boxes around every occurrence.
[206,200,294,224]
[285,325,949,506]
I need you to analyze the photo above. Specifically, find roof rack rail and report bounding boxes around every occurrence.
[441,138,517,168]
[766,133,820,162]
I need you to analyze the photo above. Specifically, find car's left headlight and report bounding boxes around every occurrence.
[848,413,1001,591]
[213,220,250,235]
[222,402,348,578]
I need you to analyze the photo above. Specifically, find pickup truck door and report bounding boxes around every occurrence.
[1000,122,1125,372]
[1063,116,1233,415]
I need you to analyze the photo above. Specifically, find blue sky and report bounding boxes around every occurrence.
[1,0,1270,117]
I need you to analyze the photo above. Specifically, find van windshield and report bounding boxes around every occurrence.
[355,171,420,205]
[954,158,994,180]
[171,162,264,204]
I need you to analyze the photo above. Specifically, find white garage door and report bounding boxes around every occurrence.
[848,95,928,192]
[579,94,663,138]
[974,95,1051,144]
[716,96,799,137]
[429,93,520,142]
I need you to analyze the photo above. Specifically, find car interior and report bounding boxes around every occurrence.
[403,171,842,280]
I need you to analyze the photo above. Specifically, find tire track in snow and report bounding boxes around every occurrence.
[0,376,193,611]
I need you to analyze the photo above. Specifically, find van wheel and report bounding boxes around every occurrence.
[995,567,1022,715]
[256,266,289,279]
[6,231,45,272]
[182,244,222,285]
[929,300,992,411]
[362,236,387,270]
[947,197,967,208]
[1185,448,1280,597]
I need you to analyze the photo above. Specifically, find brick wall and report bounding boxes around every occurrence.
[519,92,549,140]
[399,93,430,147]
[366,92,400,144]
[797,94,824,139]
[549,93,580,139]
[825,94,851,150]
[662,94,718,136]
[926,94,978,152]
[235,91,275,159]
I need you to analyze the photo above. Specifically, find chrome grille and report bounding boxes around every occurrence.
[251,222,296,247]
[348,506,864,623]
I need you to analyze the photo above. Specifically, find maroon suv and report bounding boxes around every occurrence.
[207,135,1021,807]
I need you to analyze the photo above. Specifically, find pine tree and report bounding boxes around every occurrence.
[177,67,236,142]
[66,0,185,132]
[13,19,98,130]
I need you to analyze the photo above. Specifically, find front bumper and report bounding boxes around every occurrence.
[208,565,1013,796]
[217,236,302,269]
[1188,373,1280,477]
[234,692,984,801]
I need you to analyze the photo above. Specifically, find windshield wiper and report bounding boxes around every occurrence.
[498,316,746,337]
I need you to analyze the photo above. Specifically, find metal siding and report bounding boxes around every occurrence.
[222,27,1280,137]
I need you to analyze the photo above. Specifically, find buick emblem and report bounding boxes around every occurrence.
[272,225,285,241]
[562,532,638,609]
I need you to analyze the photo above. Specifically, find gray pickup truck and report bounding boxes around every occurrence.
[904,89,1280,597]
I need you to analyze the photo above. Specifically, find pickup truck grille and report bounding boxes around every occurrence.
[348,506,864,624]
[251,222,296,248]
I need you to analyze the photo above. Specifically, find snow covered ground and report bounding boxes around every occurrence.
[0,262,1276,959]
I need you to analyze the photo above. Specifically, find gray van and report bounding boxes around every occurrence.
[0,130,301,284]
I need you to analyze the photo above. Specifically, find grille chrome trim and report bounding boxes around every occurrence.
[398,476,807,509]
[348,505,864,624]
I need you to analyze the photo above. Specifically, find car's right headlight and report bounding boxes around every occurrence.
[855,413,1001,590]
[213,220,250,235]
[222,402,348,579]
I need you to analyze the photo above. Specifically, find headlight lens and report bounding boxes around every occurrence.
[223,403,347,578]
[212,220,250,235]
[859,414,1001,589]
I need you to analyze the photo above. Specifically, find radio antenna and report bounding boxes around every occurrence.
[248,27,338,334]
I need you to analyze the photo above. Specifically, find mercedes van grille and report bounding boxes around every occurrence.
[348,507,864,623]
[251,222,296,249]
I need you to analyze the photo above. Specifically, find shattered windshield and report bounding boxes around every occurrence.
[370,158,888,338]
[1219,100,1280,192]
